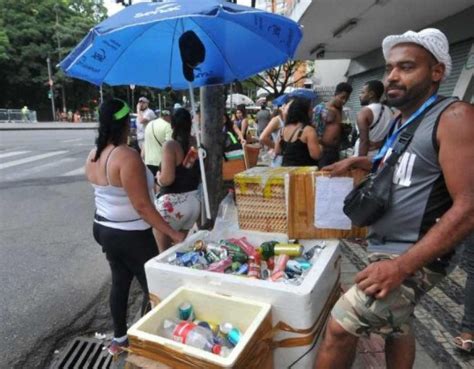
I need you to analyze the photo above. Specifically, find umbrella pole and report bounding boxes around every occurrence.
[189,83,211,220]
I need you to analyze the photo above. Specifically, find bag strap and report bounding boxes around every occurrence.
[369,104,385,131]
[151,120,163,147]
[377,97,446,169]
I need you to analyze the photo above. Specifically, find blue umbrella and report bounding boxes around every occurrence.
[59,0,302,89]
[272,88,318,106]
[59,0,302,219]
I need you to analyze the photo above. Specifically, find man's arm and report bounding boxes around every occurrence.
[356,107,373,156]
[356,102,474,299]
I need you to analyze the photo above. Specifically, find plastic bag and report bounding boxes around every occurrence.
[212,190,239,240]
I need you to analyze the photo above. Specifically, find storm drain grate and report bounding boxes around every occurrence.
[52,337,113,369]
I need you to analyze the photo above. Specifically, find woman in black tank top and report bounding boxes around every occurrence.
[155,108,201,252]
[275,97,321,166]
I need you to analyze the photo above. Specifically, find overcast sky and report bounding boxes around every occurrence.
[104,0,253,16]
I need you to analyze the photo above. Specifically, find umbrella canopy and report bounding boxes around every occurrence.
[272,88,317,106]
[226,93,254,108]
[59,0,302,90]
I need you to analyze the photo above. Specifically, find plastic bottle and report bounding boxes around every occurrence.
[182,146,198,168]
[162,319,226,355]
[216,189,238,224]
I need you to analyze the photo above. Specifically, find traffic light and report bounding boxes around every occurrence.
[48,91,52,99]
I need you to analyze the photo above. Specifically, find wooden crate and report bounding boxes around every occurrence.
[287,168,368,239]
[127,287,273,369]
[234,166,300,233]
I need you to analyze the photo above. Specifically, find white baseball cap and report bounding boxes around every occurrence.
[382,28,452,80]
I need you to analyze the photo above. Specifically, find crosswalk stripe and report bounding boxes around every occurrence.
[63,166,85,176]
[0,151,68,170]
[0,151,30,159]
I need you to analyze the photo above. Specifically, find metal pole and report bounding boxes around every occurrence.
[99,85,103,105]
[189,82,211,219]
[46,57,56,120]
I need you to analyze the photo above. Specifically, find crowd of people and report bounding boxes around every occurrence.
[85,27,473,365]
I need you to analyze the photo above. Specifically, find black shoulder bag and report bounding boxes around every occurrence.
[343,113,425,227]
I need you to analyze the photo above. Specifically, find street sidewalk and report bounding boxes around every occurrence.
[0,122,98,130]
[341,239,473,369]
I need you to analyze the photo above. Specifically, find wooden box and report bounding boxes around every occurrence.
[287,168,367,239]
[127,287,273,369]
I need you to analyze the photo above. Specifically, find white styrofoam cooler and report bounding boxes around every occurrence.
[145,230,341,369]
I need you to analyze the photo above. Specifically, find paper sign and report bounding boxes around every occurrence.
[314,176,353,230]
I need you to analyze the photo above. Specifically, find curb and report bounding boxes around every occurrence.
[0,123,98,131]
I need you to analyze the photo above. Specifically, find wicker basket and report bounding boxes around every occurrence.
[234,166,301,233]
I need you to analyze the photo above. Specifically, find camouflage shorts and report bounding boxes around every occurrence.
[332,253,445,337]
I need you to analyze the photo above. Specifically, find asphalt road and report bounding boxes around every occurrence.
[0,130,113,368]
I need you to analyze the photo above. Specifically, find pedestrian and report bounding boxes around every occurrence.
[259,108,284,150]
[136,97,156,153]
[274,97,321,166]
[85,98,184,355]
[314,28,474,369]
[21,106,29,122]
[223,113,244,160]
[255,102,272,136]
[313,82,353,166]
[155,108,201,253]
[353,80,394,159]
[73,110,81,123]
[454,233,474,353]
[143,109,172,177]
[233,105,249,143]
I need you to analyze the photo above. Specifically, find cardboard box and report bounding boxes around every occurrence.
[287,168,368,239]
[145,230,341,369]
[128,287,273,368]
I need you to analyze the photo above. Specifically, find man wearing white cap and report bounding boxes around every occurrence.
[136,97,156,153]
[315,28,474,369]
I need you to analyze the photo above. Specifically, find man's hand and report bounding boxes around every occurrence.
[322,157,355,176]
[355,259,410,299]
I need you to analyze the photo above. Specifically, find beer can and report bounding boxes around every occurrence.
[236,263,249,275]
[178,302,195,321]
[193,240,206,252]
[274,243,304,257]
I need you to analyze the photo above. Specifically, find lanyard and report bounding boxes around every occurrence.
[227,131,238,144]
[372,94,438,167]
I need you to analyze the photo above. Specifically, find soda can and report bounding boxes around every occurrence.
[178,302,195,321]
[235,263,249,275]
[286,260,303,274]
[231,262,241,271]
[207,243,224,254]
[247,255,261,279]
[193,240,206,252]
[297,259,312,270]
[177,252,199,266]
[182,146,198,168]
[274,243,304,257]
[206,250,221,263]
[227,328,241,347]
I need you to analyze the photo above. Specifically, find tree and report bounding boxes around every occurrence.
[247,60,314,98]
[0,0,107,118]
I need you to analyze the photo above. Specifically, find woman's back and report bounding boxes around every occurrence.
[281,125,319,167]
[86,145,154,230]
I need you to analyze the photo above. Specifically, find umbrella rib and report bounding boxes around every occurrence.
[189,17,240,81]
[168,18,180,87]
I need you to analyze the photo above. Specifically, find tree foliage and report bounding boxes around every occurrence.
[0,0,107,119]
[248,60,314,98]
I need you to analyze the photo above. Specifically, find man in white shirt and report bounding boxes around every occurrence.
[136,97,156,152]
[143,110,172,176]
[353,80,394,159]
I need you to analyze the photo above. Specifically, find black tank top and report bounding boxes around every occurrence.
[281,128,318,167]
[161,161,200,194]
